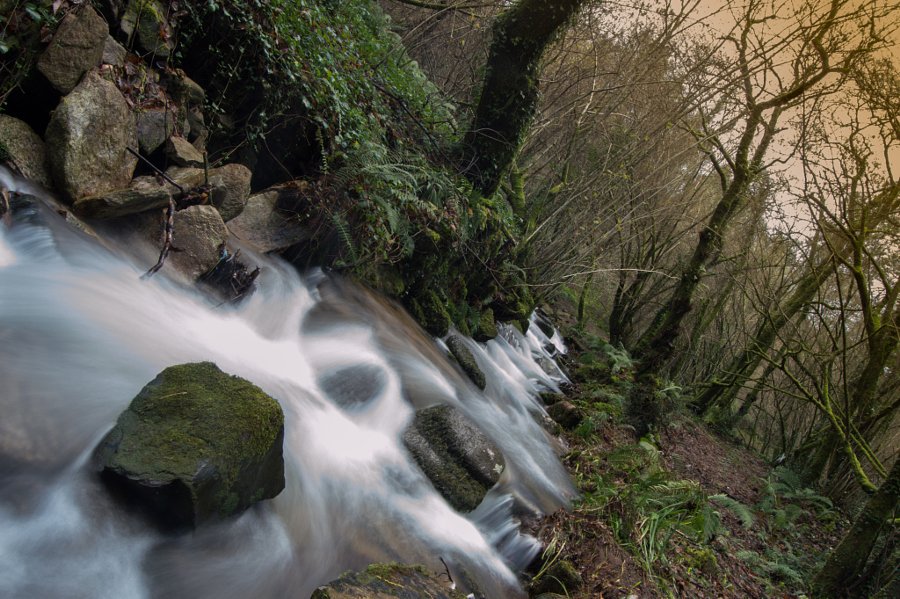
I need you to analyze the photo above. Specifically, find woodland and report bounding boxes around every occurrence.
[1,0,898,597]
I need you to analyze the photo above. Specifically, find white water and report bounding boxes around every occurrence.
[0,170,574,598]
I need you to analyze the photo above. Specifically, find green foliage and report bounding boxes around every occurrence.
[709,494,755,530]
[0,1,57,109]
[736,549,805,586]
[577,439,724,575]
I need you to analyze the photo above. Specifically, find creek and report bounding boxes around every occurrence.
[0,167,574,598]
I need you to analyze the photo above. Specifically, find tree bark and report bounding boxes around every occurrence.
[461,0,587,196]
[812,457,900,597]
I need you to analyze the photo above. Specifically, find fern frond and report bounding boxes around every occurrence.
[710,494,755,529]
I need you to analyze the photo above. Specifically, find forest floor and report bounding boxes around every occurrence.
[526,307,848,598]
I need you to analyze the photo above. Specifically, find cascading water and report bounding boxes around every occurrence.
[0,167,575,598]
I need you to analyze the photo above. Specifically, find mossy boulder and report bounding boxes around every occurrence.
[95,362,285,529]
[311,563,468,598]
[473,307,498,342]
[403,405,504,512]
[546,400,583,431]
[445,334,486,390]
[121,0,174,58]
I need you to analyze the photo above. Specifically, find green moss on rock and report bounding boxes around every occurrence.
[446,334,486,390]
[95,362,285,529]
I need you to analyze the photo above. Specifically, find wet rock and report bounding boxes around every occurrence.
[474,307,498,342]
[319,364,386,410]
[530,559,582,596]
[73,175,173,219]
[101,35,128,67]
[136,107,177,154]
[36,5,108,94]
[121,0,174,58]
[546,400,582,431]
[208,163,251,221]
[165,135,204,167]
[226,185,310,253]
[0,116,52,188]
[311,563,467,599]
[95,362,285,529]
[403,405,504,512]
[445,334,486,390]
[168,205,228,280]
[45,70,138,202]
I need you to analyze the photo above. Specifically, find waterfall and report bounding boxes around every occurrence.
[0,168,574,598]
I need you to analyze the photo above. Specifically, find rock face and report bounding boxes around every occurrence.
[0,116,52,188]
[37,6,108,94]
[226,185,309,253]
[403,405,504,512]
[45,71,138,202]
[95,362,285,529]
[312,563,467,599]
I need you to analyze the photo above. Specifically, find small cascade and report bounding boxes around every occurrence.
[0,167,575,598]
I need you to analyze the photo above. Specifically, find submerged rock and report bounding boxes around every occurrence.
[312,563,467,599]
[403,405,504,512]
[95,362,285,529]
[45,70,138,202]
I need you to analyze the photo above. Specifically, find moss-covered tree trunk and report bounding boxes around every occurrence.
[461,0,587,196]
[812,457,900,597]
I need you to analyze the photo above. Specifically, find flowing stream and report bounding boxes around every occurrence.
[0,168,574,598]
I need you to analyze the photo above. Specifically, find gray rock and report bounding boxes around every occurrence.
[73,175,173,219]
[136,107,177,154]
[403,405,504,512]
[165,135,204,167]
[37,5,108,94]
[45,70,138,202]
[163,69,205,105]
[95,362,285,529]
[186,106,207,147]
[121,0,174,58]
[208,163,251,221]
[101,34,128,66]
[168,204,227,279]
[0,116,52,188]
[226,186,309,253]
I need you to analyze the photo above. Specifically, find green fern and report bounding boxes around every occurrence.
[330,212,358,263]
[709,494,755,529]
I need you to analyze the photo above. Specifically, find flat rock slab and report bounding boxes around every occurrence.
[95,362,285,529]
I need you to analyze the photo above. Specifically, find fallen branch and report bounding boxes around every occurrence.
[142,196,176,279]
[126,147,184,193]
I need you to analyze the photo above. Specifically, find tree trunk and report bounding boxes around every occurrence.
[694,259,832,416]
[812,457,900,597]
[461,0,586,196]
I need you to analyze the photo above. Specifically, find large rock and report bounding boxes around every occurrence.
[165,135,204,167]
[121,0,174,58]
[94,362,285,529]
[45,70,138,202]
[226,185,309,253]
[136,107,177,154]
[403,405,504,512]
[208,163,251,221]
[168,205,228,279]
[312,564,467,599]
[36,5,108,94]
[0,116,52,188]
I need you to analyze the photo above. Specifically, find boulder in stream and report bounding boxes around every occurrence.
[403,405,504,512]
[95,362,285,529]
[445,334,486,390]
